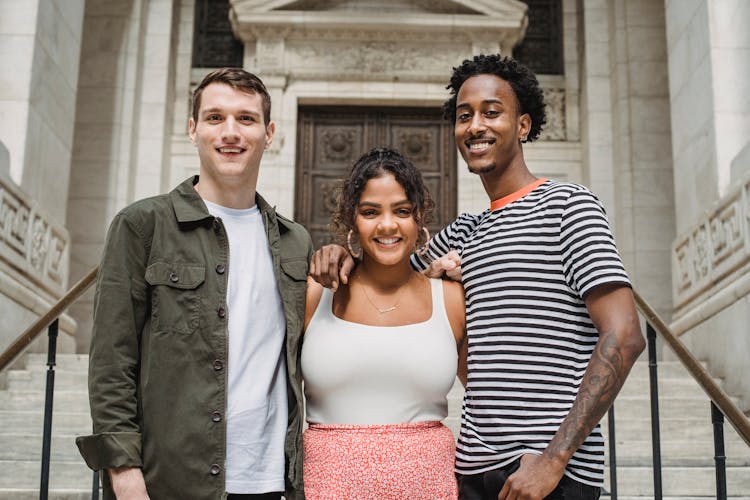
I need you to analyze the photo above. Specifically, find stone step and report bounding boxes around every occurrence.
[0,489,97,500]
[626,361,707,380]
[0,435,88,461]
[617,376,716,399]
[6,370,89,391]
[603,416,750,444]
[600,465,750,497]
[22,354,89,373]
[603,443,750,465]
[0,390,89,412]
[0,460,93,491]
[611,395,733,416]
[0,411,91,435]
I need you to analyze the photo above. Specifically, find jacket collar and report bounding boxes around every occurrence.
[170,175,279,225]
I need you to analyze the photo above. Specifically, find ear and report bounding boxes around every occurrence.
[518,113,531,142]
[264,121,276,150]
[188,117,197,145]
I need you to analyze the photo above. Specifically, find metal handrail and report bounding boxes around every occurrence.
[633,290,750,447]
[0,266,98,373]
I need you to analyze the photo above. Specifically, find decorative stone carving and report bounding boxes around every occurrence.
[318,180,339,218]
[539,87,565,141]
[397,130,432,164]
[672,179,750,312]
[0,175,69,297]
[287,40,465,82]
[322,129,357,163]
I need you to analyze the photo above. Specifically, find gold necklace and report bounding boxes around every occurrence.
[357,275,411,314]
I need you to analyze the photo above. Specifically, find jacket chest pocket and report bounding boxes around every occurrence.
[145,262,205,334]
[280,259,307,314]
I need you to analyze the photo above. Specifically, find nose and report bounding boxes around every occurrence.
[467,112,485,136]
[221,116,240,142]
[377,213,398,232]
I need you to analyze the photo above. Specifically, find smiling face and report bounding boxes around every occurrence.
[454,74,530,179]
[188,82,274,195]
[355,173,419,267]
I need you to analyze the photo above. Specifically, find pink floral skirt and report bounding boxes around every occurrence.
[303,420,457,499]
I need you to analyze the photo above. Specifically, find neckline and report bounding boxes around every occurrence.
[489,177,548,211]
[327,279,437,329]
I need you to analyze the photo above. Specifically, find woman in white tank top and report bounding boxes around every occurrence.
[302,148,467,499]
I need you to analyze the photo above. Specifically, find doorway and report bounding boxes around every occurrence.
[294,105,457,248]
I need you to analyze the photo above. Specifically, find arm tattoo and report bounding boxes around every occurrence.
[546,331,628,459]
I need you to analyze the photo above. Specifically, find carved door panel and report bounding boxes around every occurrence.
[295,106,457,250]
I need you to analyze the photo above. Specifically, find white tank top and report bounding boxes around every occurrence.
[302,278,458,425]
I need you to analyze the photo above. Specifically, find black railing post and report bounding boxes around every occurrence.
[711,402,727,499]
[607,406,618,500]
[39,318,58,500]
[647,323,663,500]
[92,470,100,500]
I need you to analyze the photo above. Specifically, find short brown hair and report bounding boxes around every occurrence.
[191,68,271,125]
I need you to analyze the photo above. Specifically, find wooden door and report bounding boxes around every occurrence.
[295,106,457,249]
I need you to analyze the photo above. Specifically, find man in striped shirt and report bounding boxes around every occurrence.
[310,54,645,499]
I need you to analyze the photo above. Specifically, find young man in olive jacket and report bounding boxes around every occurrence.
[77,68,311,500]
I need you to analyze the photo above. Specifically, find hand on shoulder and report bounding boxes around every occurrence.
[309,244,355,291]
[423,250,462,281]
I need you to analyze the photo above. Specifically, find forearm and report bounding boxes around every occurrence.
[109,466,150,499]
[544,327,643,466]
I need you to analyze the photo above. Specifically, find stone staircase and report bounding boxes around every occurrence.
[1,354,748,499]
[601,360,750,499]
[446,360,750,499]
[0,354,94,499]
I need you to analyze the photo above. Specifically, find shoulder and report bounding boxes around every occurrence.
[304,277,325,330]
[110,193,172,236]
[438,279,466,345]
[276,212,314,258]
[440,278,464,306]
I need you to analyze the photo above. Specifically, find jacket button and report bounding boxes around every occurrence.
[213,359,223,371]
[211,411,222,422]
[169,272,179,283]
[210,463,221,475]
[217,307,226,318]
[215,264,225,274]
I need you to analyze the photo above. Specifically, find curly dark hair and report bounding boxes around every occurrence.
[442,54,546,142]
[331,147,435,248]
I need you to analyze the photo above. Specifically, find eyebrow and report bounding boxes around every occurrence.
[358,199,411,208]
[456,98,503,108]
[200,108,261,117]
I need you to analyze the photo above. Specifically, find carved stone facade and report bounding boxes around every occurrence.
[672,183,747,316]
[10,0,748,410]
[0,173,69,301]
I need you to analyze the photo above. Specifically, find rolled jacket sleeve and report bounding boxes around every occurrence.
[77,211,149,471]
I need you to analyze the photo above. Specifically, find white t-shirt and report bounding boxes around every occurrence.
[204,200,287,494]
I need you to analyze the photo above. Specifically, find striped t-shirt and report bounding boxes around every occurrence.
[412,179,631,487]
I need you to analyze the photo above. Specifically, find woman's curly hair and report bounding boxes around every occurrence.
[331,147,434,248]
[442,54,547,142]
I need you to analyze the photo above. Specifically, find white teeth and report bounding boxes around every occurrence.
[218,148,242,153]
[377,238,399,244]
[469,142,492,150]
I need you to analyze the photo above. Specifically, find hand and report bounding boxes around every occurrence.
[423,250,462,281]
[309,244,355,291]
[109,467,150,500]
[498,454,565,500]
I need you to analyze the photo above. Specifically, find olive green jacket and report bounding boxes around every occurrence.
[76,177,311,499]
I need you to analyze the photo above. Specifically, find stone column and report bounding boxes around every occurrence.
[0,0,84,355]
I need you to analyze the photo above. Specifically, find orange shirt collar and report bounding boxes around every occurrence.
[489,178,548,211]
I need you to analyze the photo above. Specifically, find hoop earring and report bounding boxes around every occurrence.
[417,226,431,257]
[347,229,362,259]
